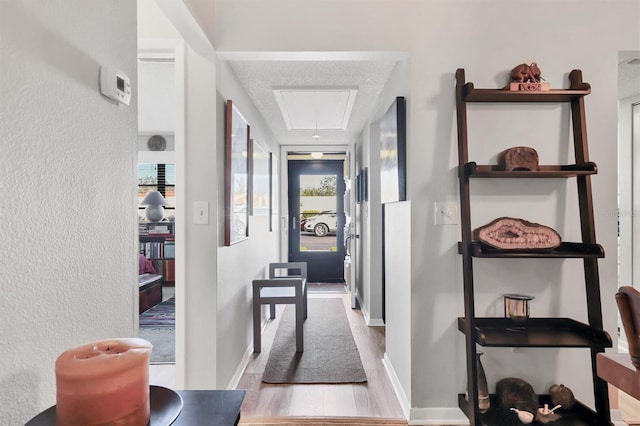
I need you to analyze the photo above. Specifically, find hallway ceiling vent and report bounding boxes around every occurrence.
[273,88,357,131]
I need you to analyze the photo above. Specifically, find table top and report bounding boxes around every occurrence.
[25,388,246,426]
[173,389,246,426]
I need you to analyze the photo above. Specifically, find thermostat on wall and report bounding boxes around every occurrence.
[99,66,131,105]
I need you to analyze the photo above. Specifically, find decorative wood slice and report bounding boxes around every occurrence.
[499,146,539,171]
[473,217,561,250]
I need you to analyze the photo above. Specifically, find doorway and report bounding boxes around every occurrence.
[288,157,346,282]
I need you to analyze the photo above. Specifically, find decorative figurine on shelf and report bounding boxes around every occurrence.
[496,378,538,417]
[510,63,542,83]
[508,62,550,91]
[549,384,576,410]
[536,403,562,424]
[473,217,562,250]
[499,146,540,171]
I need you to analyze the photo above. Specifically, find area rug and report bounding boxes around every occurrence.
[139,297,175,363]
[262,298,367,384]
[307,282,348,294]
[139,297,175,329]
[139,327,174,363]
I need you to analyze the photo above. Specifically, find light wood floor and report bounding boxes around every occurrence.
[238,293,406,423]
[149,294,640,425]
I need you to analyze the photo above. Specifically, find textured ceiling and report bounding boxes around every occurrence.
[226,60,398,145]
[225,52,639,147]
[619,51,640,100]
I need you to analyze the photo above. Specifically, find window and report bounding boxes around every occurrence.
[138,163,175,217]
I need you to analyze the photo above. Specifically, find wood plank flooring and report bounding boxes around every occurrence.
[150,293,640,425]
[238,293,406,422]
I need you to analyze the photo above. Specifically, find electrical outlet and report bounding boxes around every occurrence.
[434,202,459,225]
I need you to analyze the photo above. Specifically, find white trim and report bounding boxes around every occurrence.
[408,408,469,425]
[610,408,626,426]
[226,343,253,390]
[384,350,467,426]
[356,288,385,326]
[226,313,272,389]
[217,51,409,62]
[382,354,410,420]
[367,318,385,326]
[154,0,215,60]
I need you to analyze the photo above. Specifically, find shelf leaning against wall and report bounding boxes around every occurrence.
[455,67,612,426]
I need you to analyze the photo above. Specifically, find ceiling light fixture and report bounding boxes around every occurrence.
[311,121,320,140]
[310,152,324,159]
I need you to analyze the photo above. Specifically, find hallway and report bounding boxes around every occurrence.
[238,293,405,421]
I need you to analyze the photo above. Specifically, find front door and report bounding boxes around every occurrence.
[288,159,345,282]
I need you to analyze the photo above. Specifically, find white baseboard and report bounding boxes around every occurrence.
[226,313,270,390]
[610,408,626,426]
[382,354,410,420]
[226,341,253,390]
[382,353,468,425]
[408,408,469,425]
[357,291,385,326]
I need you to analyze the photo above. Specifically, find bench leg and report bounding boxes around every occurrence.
[253,285,261,353]
[270,303,276,319]
[296,287,304,352]
[303,285,308,319]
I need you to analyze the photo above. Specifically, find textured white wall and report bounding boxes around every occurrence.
[0,1,138,424]
[207,0,640,421]
[215,56,281,388]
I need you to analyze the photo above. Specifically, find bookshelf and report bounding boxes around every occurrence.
[139,221,175,286]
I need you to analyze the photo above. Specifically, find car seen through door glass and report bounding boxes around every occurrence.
[302,211,337,237]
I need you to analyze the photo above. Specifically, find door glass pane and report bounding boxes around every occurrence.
[299,174,337,252]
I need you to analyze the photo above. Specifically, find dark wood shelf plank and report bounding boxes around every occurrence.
[458,394,610,426]
[462,83,591,103]
[457,317,612,348]
[463,162,597,178]
[458,242,604,258]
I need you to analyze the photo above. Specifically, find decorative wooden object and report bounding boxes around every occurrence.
[496,378,538,415]
[499,146,539,171]
[473,217,561,250]
[508,63,550,91]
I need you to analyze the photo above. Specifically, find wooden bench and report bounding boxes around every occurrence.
[253,262,307,353]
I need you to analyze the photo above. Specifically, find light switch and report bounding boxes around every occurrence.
[194,201,209,225]
[434,202,459,225]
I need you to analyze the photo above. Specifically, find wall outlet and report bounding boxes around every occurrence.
[434,202,459,225]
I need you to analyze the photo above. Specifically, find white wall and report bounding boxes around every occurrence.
[362,58,410,325]
[215,57,281,388]
[206,0,640,421]
[384,201,412,417]
[0,1,138,424]
[140,0,282,389]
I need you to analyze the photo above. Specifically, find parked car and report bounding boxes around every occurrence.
[303,211,337,236]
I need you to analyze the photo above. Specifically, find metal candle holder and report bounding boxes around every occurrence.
[504,294,534,323]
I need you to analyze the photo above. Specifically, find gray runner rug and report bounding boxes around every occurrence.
[262,298,367,384]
